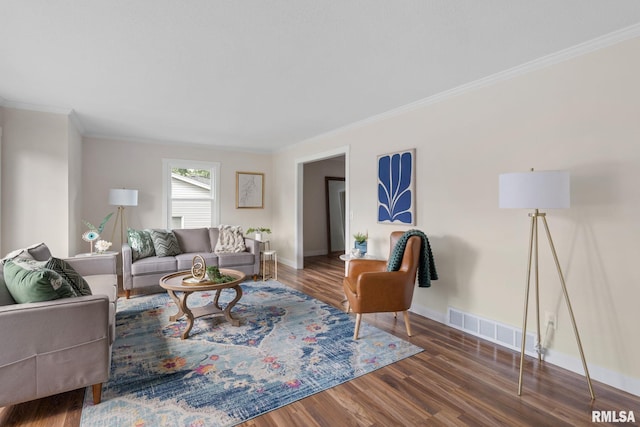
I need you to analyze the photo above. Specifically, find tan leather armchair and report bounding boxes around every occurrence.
[343,231,421,339]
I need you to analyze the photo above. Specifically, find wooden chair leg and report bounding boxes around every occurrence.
[354,313,362,340]
[92,383,102,404]
[403,311,412,337]
[125,289,131,299]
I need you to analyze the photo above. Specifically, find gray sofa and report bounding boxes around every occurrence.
[122,227,260,298]
[0,244,117,407]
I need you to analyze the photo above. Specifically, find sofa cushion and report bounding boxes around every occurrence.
[173,228,212,253]
[3,259,78,303]
[149,230,182,257]
[217,252,255,267]
[130,256,177,276]
[46,257,93,296]
[175,253,218,271]
[128,228,156,261]
[214,225,246,253]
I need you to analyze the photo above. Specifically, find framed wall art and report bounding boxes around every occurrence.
[236,172,264,209]
[377,148,415,225]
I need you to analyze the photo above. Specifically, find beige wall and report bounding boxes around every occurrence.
[273,37,640,390]
[81,137,273,251]
[0,108,74,256]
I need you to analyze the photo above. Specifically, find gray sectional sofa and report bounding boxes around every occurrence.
[122,227,260,298]
[0,243,117,407]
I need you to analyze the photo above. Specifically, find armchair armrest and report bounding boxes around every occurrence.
[346,259,387,278]
[0,295,110,407]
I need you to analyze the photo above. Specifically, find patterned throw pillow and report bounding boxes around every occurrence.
[46,257,93,296]
[149,229,182,257]
[215,225,246,253]
[3,259,78,303]
[128,228,156,261]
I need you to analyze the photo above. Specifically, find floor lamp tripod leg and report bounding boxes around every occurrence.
[518,214,536,396]
[541,216,595,400]
[110,207,123,245]
[533,213,542,362]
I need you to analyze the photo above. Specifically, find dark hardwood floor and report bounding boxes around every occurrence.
[1,255,638,426]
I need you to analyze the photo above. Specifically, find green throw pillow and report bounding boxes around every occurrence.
[128,228,156,261]
[46,257,92,296]
[149,229,182,257]
[4,259,78,303]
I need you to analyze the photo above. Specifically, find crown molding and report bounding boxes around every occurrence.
[1,99,73,116]
[298,23,640,147]
[1,98,86,133]
[68,110,86,134]
[84,132,272,154]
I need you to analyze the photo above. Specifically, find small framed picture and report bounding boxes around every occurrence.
[236,172,264,209]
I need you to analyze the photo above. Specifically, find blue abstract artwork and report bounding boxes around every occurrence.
[377,149,415,225]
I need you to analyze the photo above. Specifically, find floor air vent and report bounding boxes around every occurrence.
[447,307,537,355]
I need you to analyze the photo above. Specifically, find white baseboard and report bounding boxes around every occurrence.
[410,302,640,397]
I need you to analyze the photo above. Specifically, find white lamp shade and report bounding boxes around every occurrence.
[109,189,138,206]
[499,170,570,209]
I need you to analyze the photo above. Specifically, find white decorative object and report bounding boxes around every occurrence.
[95,240,112,254]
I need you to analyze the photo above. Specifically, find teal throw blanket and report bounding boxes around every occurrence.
[387,229,438,288]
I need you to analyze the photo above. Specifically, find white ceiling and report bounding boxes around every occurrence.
[2,1,640,152]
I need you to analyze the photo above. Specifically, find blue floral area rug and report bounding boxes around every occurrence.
[80,280,422,427]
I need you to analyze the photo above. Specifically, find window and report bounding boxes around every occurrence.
[163,159,220,229]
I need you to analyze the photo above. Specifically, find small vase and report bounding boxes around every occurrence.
[354,241,367,255]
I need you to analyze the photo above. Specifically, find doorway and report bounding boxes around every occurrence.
[295,147,349,269]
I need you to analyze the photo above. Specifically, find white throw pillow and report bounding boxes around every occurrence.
[214,225,246,253]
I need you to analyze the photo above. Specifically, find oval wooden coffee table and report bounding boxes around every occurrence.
[159,269,246,339]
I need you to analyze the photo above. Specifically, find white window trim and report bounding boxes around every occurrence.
[162,158,221,229]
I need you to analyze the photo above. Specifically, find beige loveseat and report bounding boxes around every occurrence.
[122,227,260,298]
[0,243,117,407]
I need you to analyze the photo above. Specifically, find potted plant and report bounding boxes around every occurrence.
[353,231,368,255]
[206,266,234,283]
[246,227,271,242]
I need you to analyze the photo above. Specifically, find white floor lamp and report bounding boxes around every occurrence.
[499,169,594,399]
[109,188,138,250]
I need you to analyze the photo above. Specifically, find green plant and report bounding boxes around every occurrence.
[353,231,368,244]
[206,266,235,284]
[246,227,271,234]
[83,212,114,234]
